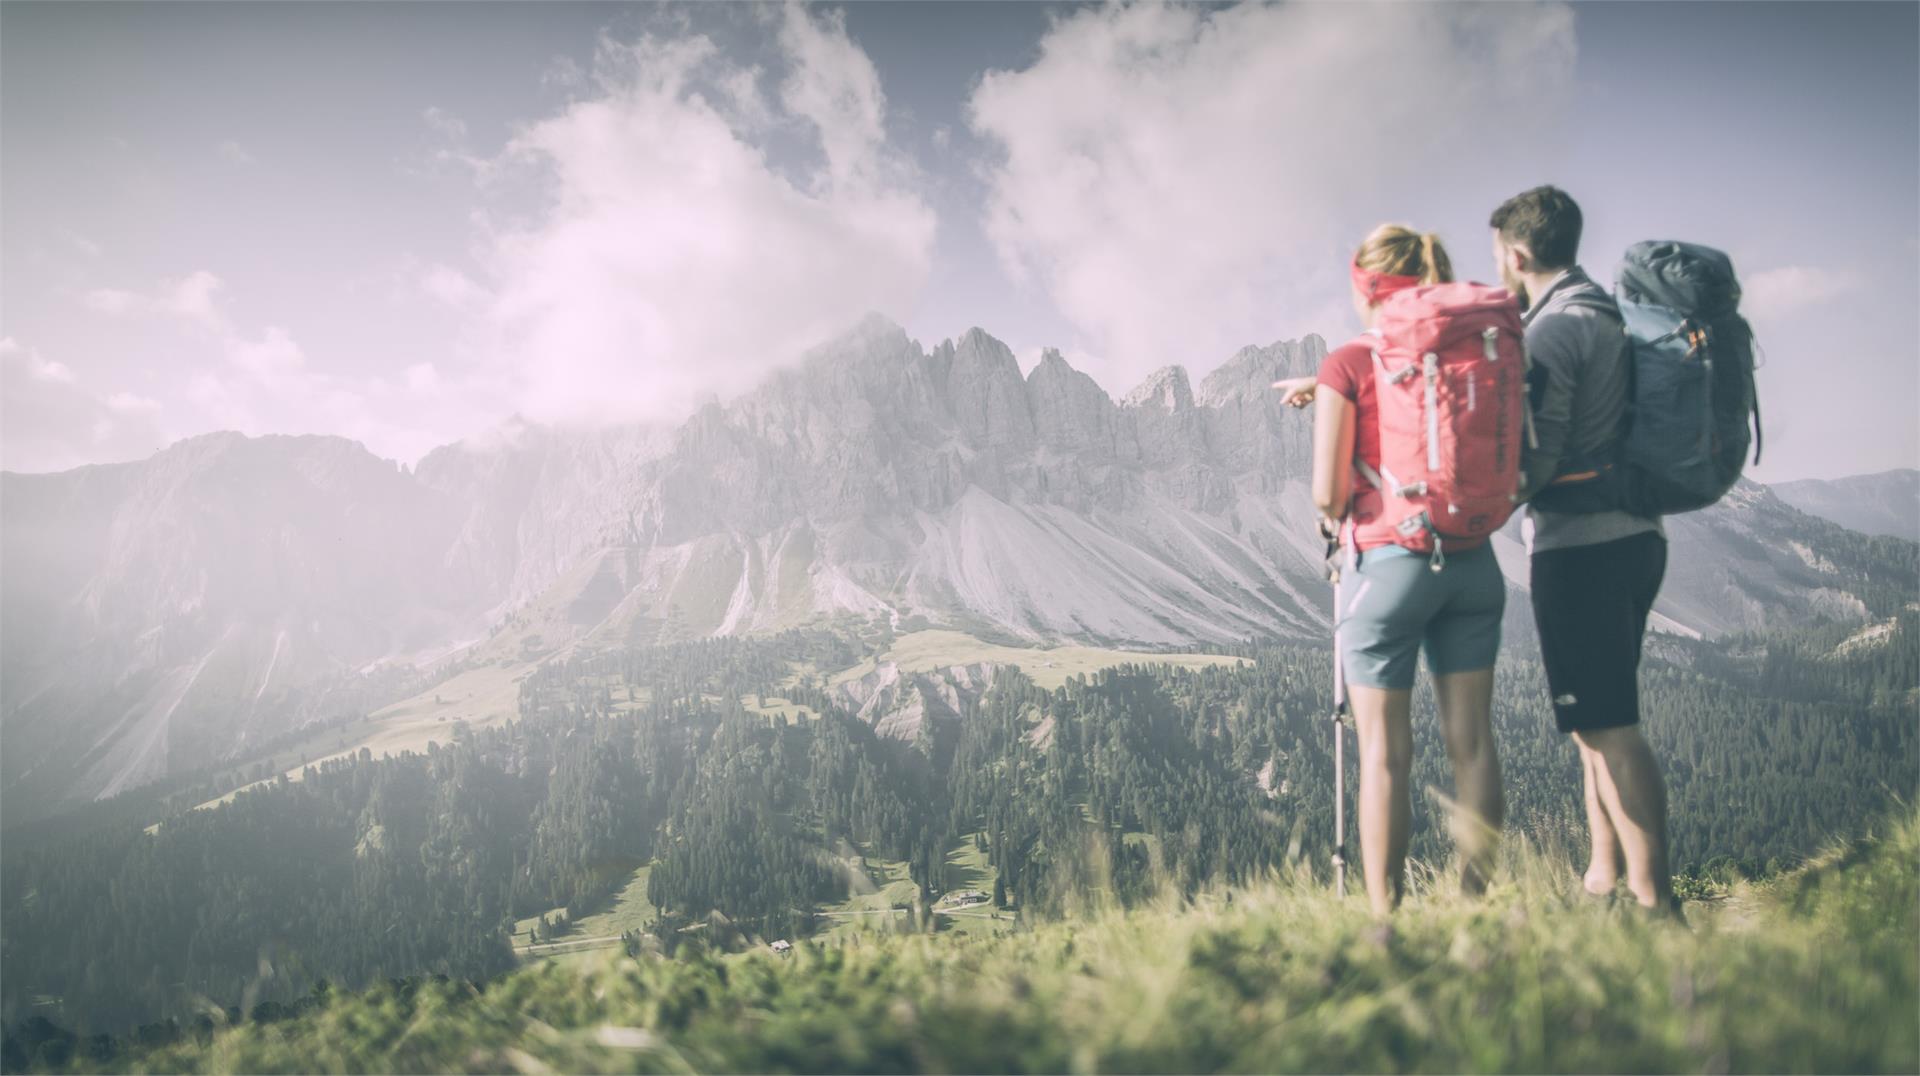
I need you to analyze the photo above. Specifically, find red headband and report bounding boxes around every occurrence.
[1351,260,1422,305]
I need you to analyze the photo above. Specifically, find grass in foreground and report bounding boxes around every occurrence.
[91,811,1920,1073]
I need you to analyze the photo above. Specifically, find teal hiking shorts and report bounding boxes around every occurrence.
[1335,541,1506,691]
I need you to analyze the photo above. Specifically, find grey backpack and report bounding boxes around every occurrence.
[1612,240,1763,515]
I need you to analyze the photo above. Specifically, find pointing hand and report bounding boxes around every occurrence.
[1271,376,1316,409]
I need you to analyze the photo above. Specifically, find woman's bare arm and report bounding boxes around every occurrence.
[1311,389,1354,522]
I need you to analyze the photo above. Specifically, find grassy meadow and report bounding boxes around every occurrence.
[830,628,1251,692]
[88,809,1918,1074]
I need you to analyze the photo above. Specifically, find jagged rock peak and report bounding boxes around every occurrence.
[1030,347,1074,377]
[1025,348,1102,395]
[796,311,917,372]
[1024,347,1116,450]
[149,430,402,476]
[936,327,1033,447]
[1120,365,1194,412]
[1196,335,1329,407]
[845,310,913,349]
[949,325,1016,357]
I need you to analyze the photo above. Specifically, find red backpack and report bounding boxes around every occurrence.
[1345,282,1528,570]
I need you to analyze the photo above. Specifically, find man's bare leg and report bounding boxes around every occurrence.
[1579,744,1625,895]
[1573,725,1671,907]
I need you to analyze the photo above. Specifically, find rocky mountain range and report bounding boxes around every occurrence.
[3,314,1912,821]
[1772,469,1919,543]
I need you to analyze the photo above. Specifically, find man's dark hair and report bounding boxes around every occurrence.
[1489,185,1582,270]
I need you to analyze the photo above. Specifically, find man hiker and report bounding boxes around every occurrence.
[1490,185,1678,916]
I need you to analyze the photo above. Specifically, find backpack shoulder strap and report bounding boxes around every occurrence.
[1557,288,1620,318]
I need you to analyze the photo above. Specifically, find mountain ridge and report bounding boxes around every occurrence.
[1771,468,1919,542]
[2,315,1910,819]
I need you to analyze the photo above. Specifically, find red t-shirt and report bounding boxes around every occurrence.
[1315,335,1486,552]
[1315,338,1379,475]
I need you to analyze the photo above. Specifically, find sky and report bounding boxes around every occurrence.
[2,1,1914,483]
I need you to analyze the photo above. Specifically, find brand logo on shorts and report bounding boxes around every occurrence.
[1554,693,1578,707]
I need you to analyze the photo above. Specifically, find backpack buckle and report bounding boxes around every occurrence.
[1684,324,1710,357]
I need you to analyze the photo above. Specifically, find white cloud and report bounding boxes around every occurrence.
[86,270,225,328]
[776,5,888,190]
[405,362,439,393]
[70,265,522,469]
[422,106,468,141]
[421,263,484,308]
[477,4,937,426]
[1742,265,1859,321]
[76,272,376,448]
[26,350,75,384]
[26,6,937,469]
[82,288,136,315]
[967,1,1576,390]
[218,139,256,165]
[0,337,75,385]
[84,272,292,381]
[105,391,161,414]
[421,106,499,181]
[0,341,166,472]
[227,325,306,379]
[540,54,589,96]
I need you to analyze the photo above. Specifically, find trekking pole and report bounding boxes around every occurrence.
[1324,525,1350,901]
[1333,699,1346,900]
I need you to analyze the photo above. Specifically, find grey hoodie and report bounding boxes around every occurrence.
[1518,266,1664,553]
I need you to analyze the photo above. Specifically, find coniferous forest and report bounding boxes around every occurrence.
[1,612,1914,1060]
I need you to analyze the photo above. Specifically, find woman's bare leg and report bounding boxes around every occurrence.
[1348,683,1413,916]
[1434,667,1503,895]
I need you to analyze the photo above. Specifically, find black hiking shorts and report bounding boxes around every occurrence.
[1529,530,1667,735]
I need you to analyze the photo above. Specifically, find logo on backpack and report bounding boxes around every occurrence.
[1347,282,1528,571]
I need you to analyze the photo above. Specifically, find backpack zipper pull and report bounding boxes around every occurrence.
[1423,352,1441,471]
[1482,326,1499,361]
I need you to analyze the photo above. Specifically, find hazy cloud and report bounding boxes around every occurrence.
[404,362,440,393]
[105,391,161,414]
[420,263,485,309]
[6,337,77,385]
[476,4,937,426]
[0,338,167,472]
[968,1,1576,389]
[1743,265,1860,321]
[422,106,468,141]
[72,272,426,462]
[422,106,496,180]
[22,7,938,469]
[85,270,225,327]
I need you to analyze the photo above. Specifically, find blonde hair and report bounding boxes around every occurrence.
[1354,224,1454,286]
